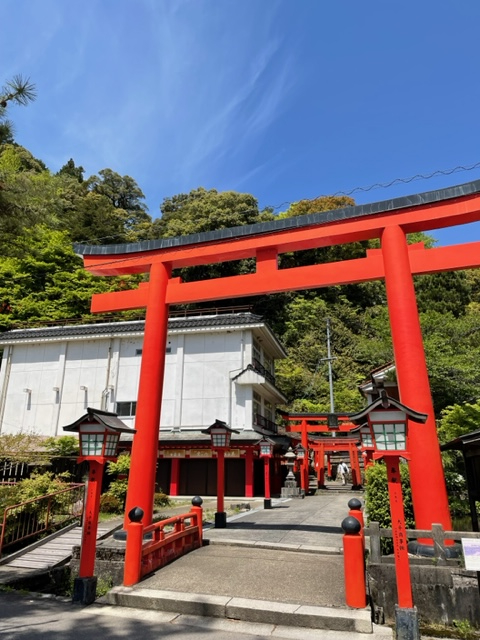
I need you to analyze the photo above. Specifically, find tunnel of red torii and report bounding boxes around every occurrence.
[74,178,480,531]
[283,413,367,491]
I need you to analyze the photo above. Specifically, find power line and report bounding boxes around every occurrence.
[74,160,480,248]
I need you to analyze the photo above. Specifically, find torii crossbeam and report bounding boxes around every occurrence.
[75,179,480,532]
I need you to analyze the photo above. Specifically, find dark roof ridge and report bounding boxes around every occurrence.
[73,179,480,256]
[0,312,268,343]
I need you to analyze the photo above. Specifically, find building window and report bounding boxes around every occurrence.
[137,347,171,355]
[264,401,273,423]
[253,391,261,423]
[263,353,273,375]
[116,401,137,417]
[253,339,262,363]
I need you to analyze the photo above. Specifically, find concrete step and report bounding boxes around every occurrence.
[105,586,373,633]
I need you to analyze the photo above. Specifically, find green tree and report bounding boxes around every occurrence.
[275,296,368,411]
[0,145,55,248]
[0,432,43,464]
[365,461,414,554]
[278,195,355,218]
[0,75,36,144]
[0,225,135,328]
[437,402,480,446]
[414,271,472,318]
[57,158,85,183]
[421,307,480,412]
[150,187,274,289]
[86,169,152,243]
[43,436,79,457]
[153,187,274,238]
[436,402,480,523]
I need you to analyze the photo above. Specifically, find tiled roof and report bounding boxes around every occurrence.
[73,179,480,257]
[0,313,265,343]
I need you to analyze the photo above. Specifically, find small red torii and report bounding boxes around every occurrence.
[284,413,363,490]
[74,179,480,534]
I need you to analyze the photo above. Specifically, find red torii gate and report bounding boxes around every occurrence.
[311,438,362,489]
[75,179,480,533]
[284,413,363,490]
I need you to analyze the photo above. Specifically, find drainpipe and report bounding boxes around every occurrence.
[0,347,12,435]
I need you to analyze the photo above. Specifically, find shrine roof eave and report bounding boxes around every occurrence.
[73,179,480,259]
[440,428,480,452]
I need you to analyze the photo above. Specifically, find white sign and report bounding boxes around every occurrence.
[462,538,480,571]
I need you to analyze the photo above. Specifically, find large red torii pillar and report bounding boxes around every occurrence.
[74,179,480,530]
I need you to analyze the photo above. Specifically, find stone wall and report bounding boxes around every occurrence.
[70,541,126,587]
[368,562,480,625]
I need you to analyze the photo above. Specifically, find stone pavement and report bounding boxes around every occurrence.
[106,490,386,636]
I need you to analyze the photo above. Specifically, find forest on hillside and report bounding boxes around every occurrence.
[1,77,480,422]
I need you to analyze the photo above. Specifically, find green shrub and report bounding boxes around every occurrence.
[106,452,131,477]
[99,493,122,514]
[154,491,171,509]
[104,452,131,506]
[106,479,129,504]
[364,461,414,555]
[17,471,71,506]
[43,436,79,457]
[0,484,21,518]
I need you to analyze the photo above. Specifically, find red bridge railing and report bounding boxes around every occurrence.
[124,498,203,586]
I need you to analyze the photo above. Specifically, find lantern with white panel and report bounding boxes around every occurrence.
[62,408,136,604]
[350,391,427,640]
[258,437,275,509]
[202,419,239,528]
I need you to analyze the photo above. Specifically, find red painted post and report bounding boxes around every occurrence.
[351,445,362,488]
[385,455,414,608]
[264,456,271,508]
[191,497,203,544]
[342,516,367,608]
[317,444,325,488]
[381,225,452,534]
[301,425,309,493]
[245,448,254,498]
[217,449,225,514]
[79,460,103,578]
[124,261,171,527]
[170,458,180,497]
[348,498,364,529]
[123,520,144,586]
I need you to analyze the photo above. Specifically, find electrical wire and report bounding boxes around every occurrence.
[74,160,480,249]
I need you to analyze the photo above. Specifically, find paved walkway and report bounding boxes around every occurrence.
[105,490,384,636]
[124,491,355,608]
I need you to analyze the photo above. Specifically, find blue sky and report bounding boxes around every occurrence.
[2,0,480,246]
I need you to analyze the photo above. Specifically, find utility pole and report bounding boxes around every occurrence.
[321,318,337,413]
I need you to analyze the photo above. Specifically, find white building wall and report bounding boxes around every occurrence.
[3,343,63,436]
[59,340,110,428]
[181,331,243,429]
[0,322,282,437]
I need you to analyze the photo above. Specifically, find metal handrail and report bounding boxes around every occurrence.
[254,413,278,434]
[251,357,276,386]
[0,483,85,557]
